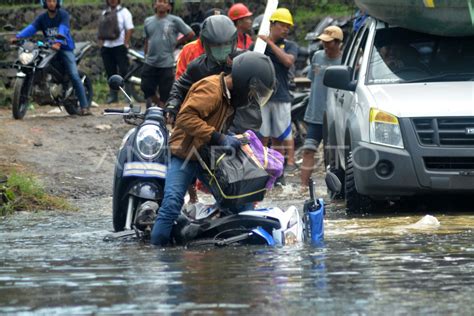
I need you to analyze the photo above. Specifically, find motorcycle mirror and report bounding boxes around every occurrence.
[108,74,125,91]
[325,171,342,194]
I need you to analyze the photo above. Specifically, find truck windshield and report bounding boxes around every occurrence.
[367,27,474,84]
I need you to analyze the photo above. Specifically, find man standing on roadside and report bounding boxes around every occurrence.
[254,8,298,182]
[228,3,253,50]
[142,0,194,107]
[300,26,343,189]
[98,0,134,104]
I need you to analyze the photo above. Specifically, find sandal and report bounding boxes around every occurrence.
[79,108,93,116]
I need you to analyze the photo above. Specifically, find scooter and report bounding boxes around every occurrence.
[104,75,168,233]
[103,75,341,246]
[105,175,340,247]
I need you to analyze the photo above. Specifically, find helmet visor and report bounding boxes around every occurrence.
[248,78,274,107]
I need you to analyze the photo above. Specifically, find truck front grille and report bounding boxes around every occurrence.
[424,157,474,170]
[413,118,474,146]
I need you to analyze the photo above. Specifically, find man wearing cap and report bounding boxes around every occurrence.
[253,8,298,182]
[300,26,343,190]
[228,3,253,50]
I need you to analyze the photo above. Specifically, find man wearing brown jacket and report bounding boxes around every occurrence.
[151,52,275,246]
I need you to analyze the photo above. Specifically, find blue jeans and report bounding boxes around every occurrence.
[151,156,207,246]
[58,50,89,108]
[150,155,254,245]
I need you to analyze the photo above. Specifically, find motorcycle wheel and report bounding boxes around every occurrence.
[64,71,93,115]
[12,77,31,120]
[125,66,145,103]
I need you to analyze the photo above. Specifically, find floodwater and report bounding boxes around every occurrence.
[1,189,474,314]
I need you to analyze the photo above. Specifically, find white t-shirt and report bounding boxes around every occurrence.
[102,5,134,48]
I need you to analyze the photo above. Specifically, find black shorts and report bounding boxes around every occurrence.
[140,64,175,102]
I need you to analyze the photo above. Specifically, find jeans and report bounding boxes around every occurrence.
[302,122,323,151]
[59,50,89,108]
[150,156,206,246]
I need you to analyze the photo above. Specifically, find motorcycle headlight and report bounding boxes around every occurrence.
[369,108,404,149]
[19,51,36,65]
[135,125,164,160]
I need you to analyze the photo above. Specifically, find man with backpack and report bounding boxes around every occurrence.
[98,0,134,104]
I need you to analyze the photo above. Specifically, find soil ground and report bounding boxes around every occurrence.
[0,103,324,205]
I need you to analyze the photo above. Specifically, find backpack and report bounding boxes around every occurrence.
[98,7,123,40]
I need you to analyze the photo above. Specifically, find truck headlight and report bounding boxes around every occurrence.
[369,108,404,148]
[135,125,164,160]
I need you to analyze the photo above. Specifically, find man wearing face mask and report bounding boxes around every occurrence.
[151,51,276,246]
[165,15,262,133]
[165,15,235,121]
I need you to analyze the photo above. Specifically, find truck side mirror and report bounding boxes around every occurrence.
[324,65,357,92]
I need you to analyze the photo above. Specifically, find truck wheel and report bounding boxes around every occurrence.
[345,151,374,214]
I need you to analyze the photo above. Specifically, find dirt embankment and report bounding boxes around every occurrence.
[0,105,129,200]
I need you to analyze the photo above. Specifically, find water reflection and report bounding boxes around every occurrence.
[0,195,473,314]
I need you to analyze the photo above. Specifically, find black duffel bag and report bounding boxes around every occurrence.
[198,144,269,209]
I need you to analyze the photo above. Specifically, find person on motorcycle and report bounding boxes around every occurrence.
[141,0,194,107]
[228,3,253,50]
[150,51,276,246]
[252,8,298,179]
[175,7,226,79]
[13,0,91,115]
[98,0,134,104]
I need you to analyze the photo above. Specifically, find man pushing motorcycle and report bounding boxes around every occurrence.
[151,51,276,246]
[12,0,91,116]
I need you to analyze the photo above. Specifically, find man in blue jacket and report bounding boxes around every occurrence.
[14,0,91,115]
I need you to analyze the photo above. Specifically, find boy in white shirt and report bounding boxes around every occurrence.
[98,0,134,104]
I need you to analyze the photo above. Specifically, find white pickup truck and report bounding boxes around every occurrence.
[323,17,474,213]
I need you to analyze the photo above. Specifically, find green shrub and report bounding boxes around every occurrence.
[0,172,73,216]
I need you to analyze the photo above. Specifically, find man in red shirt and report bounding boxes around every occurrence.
[228,3,253,50]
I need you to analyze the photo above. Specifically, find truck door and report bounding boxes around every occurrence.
[335,24,370,164]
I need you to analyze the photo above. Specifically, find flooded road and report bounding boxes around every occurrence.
[1,107,473,314]
[1,194,473,314]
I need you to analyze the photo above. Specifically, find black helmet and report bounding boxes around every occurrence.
[231,51,276,108]
[40,0,63,9]
[200,15,237,65]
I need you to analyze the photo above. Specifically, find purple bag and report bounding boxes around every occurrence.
[243,130,284,189]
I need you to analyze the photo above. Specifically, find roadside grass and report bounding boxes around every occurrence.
[0,169,74,216]
[92,76,109,105]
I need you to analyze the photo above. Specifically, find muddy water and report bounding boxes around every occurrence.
[1,192,474,314]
